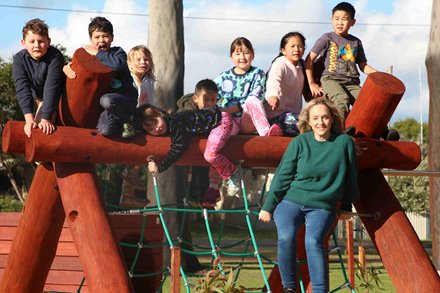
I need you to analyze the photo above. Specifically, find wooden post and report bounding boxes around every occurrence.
[0,164,65,292]
[346,219,355,288]
[0,47,132,292]
[55,163,132,292]
[170,247,181,293]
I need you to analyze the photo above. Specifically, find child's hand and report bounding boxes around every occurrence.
[267,96,280,110]
[258,210,272,222]
[63,62,77,79]
[309,82,323,97]
[38,119,56,135]
[148,161,158,174]
[24,121,38,138]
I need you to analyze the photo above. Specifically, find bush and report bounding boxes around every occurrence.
[0,195,23,212]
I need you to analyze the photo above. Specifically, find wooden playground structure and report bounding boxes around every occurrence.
[1,48,440,292]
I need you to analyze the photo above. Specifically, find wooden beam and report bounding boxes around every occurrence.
[18,123,419,170]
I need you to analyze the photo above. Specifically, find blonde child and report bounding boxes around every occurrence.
[265,32,311,136]
[119,45,157,207]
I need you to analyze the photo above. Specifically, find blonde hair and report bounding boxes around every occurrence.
[297,98,344,134]
[128,45,156,81]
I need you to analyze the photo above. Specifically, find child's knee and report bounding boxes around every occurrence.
[100,94,114,109]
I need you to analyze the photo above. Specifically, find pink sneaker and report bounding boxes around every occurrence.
[267,124,282,136]
[201,188,221,209]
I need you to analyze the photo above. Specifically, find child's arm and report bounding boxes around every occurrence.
[358,62,378,75]
[265,59,284,110]
[95,47,127,71]
[305,52,323,97]
[63,62,76,79]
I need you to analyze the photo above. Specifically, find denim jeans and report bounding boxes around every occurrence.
[273,199,335,292]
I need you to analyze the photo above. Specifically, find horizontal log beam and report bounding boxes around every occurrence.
[0,121,420,170]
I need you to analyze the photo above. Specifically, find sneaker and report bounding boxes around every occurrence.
[122,123,135,139]
[267,124,283,136]
[343,126,356,136]
[386,129,400,141]
[283,288,296,293]
[224,165,243,196]
[201,188,220,209]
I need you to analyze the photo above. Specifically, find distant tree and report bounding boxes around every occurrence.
[0,58,22,124]
[392,118,428,143]
[388,144,429,215]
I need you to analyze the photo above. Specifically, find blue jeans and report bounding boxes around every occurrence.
[273,199,335,292]
[96,92,137,136]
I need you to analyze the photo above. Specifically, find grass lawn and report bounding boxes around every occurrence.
[157,220,397,292]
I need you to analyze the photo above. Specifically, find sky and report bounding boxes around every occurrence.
[0,0,432,123]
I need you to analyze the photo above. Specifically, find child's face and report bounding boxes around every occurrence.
[331,10,355,36]
[21,31,50,60]
[230,45,254,74]
[129,52,152,76]
[281,36,305,66]
[193,90,217,109]
[90,30,113,52]
[143,116,167,136]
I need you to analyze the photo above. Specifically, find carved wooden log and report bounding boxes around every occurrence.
[356,169,440,291]
[345,72,405,138]
[54,163,132,292]
[58,47,113,128]
[0,164,65,292]
[18,124,420,170]
[0,48,134,292]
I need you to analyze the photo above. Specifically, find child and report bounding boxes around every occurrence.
[305,2,399,140]
[136,102,241,206]
[305,1,376,122]
[127,45,156,107]
[215,37,282,137]
[265,32,310,136]
[177,79,224,208]
[119,45,157,208]
[13,18,65,138]
[64,16,137,139]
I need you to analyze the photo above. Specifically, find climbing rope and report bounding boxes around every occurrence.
[96,165,359,293]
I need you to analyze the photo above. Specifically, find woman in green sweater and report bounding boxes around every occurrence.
[259,98,359,293]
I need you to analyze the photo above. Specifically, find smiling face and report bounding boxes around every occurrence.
[281,35,305,66]
[308,104,333,141]
[143,116,167,136]
[21,31,50,60]
[230,45,254,74]
[331,10,356,36]
[90,30,113,52]
[129,51,152,77]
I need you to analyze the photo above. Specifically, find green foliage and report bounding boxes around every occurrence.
[95,164,125,207]
[53,43,72,63]
[387,120,429,214]
[388,145,429,214]
[393,118,428,143]
[0,58,22,123]
[194,267,245,293]
[0,195,23,212]
[355,260,385,292]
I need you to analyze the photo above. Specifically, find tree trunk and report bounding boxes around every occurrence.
[148,0,184,110]
[147,0,200,272]
[426,0,440,270]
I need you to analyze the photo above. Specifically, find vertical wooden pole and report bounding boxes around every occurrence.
[0,164,65,292]
[171,247,181,293]
[346,219,355,288]
[55,163,132,292]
